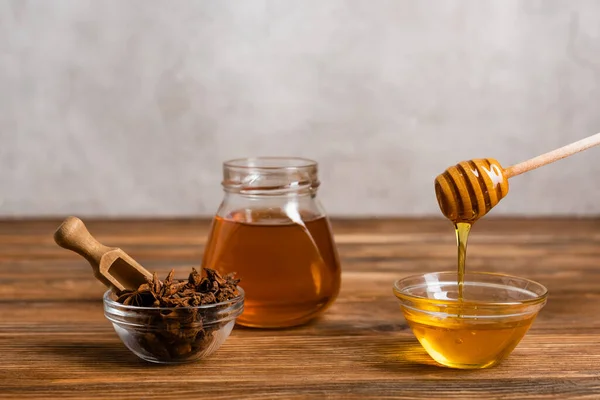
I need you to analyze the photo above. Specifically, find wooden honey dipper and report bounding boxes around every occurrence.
[435,132,600,223]
[54,216,153,294]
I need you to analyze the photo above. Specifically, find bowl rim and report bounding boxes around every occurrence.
[393,271,548,306]
[103,286,245,311]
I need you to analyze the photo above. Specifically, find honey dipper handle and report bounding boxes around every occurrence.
[53,216,114,268]
[504,132,600,178]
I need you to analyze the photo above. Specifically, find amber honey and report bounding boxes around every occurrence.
[404,306,535,369]
[202,209,341,328]
[398,159,548,369]
[455,222,471,300]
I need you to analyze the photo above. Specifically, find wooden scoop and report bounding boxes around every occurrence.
[54,216,153,294]
[435,132,600,223]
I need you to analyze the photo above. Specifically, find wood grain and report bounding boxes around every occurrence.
[1,218,600,399]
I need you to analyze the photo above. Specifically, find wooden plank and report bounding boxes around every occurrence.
[0,218,599,399]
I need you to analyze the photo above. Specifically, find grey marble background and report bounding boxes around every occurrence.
[2,0,600,217]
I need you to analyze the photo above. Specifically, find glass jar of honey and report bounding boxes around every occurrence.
[202,157,341,328]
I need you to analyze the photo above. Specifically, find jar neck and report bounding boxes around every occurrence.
[218,188,326,221]
[222,157,320,196]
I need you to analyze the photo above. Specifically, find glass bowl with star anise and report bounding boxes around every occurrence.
[103,268,244,364]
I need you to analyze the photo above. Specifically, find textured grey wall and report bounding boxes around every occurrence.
[2,0,600,217]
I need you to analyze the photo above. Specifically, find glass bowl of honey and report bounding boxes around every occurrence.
[393,272,548,369]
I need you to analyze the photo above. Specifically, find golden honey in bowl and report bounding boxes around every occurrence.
[403,303,536,369]
[393,272,547,369]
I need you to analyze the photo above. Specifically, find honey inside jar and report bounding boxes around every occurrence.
[205,157,342,328]
[202,208,341,328]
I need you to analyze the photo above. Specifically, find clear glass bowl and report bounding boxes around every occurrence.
[393,272,548,369]
[103,288,244,364]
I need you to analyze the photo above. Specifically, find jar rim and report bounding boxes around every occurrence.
[224,157,317,170]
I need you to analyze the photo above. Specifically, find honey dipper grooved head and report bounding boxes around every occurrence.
[434,158,509,223]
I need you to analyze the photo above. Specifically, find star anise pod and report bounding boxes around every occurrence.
[114,267,241,362]
[116,267,240,308]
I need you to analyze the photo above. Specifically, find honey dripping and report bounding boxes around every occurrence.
[455,222,471,300]
[202,208,341,328]
[435,158,509,300]
[423,133,600,367]
[422,160,528,368]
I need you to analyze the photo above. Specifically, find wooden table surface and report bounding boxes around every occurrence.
[1,218,600,399]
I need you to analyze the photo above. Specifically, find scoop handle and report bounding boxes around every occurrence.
[54,216,114,269]
[504,132,600,178]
